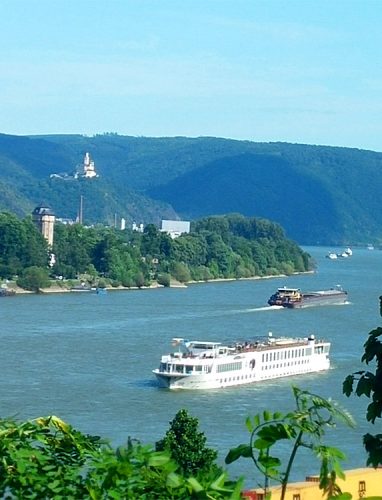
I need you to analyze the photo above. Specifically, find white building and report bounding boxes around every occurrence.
[83,152,97,178]
[161,220,190,239]
[132,222,144,232]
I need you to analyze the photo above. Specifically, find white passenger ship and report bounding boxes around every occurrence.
[153,334,330,390]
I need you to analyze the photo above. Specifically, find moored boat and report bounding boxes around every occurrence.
[153,334,330,390]
[326,252,338,259]
[267,286,348,308]
[0,287,16,297]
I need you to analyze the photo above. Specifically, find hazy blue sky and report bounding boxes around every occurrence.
[1,1,381,151]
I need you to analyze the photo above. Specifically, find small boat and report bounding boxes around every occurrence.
[367,244,374,250]
[337,247,353,258]
[267,286,348,309]
[153,334,330,390]
[326,252,338,259]
[337,251,349,258]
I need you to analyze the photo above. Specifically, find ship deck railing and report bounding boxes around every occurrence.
[168,338,326,359]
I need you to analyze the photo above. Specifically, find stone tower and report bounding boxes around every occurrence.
[32,204,55,247]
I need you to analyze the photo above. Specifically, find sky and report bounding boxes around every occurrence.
[1,0,382,151]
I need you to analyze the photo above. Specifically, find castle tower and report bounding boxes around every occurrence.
[83,152,97,178]
[32,204,55,247]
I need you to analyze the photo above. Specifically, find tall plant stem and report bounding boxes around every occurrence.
[280,429,303,500]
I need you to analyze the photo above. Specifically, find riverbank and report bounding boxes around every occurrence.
[3,270,314,296]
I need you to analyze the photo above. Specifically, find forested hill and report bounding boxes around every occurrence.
[0,132,382,245]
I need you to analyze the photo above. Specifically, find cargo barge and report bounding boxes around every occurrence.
[267,286,348,309]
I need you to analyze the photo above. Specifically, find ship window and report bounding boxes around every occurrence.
[262,354,264,362]
[195,366,202,372]
[306,347,312,355]
[293,495,301,500]
[185,366,193,374]
[324,345,330,353]
[217,362,242,373]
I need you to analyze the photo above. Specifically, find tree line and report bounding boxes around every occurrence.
[0,212,311,290]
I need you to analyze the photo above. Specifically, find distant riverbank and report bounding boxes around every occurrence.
[3,270,314,296]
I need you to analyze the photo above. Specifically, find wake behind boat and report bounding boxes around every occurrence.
[153,334,330,390]
[267,286,348,309]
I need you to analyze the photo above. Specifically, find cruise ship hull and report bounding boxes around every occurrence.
[153,336,330,390]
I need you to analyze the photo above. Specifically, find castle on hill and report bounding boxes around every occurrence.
[81,152,97,178]
[50,152,98,180]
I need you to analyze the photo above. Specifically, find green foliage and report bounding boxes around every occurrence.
[170,261,192,283]
[0,415,100,498]
[16,266,51,292]
[0,415,242,499]
[0,210,311,289]
[157,273,171,287]
[0,212,48,278]
[226,387,355,500]
[87,438,242,499]
[156,409,219,477]
[343,296,382,467]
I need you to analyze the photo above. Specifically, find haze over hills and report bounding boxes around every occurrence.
[0,132,381,245]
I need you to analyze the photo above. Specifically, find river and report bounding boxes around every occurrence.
[1,245,381,483]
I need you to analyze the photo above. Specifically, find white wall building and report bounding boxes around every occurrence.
[161,220,190,239]
[132,222,144,232]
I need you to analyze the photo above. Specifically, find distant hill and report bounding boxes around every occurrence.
[0,133,178,224]
[0,132,382,245]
